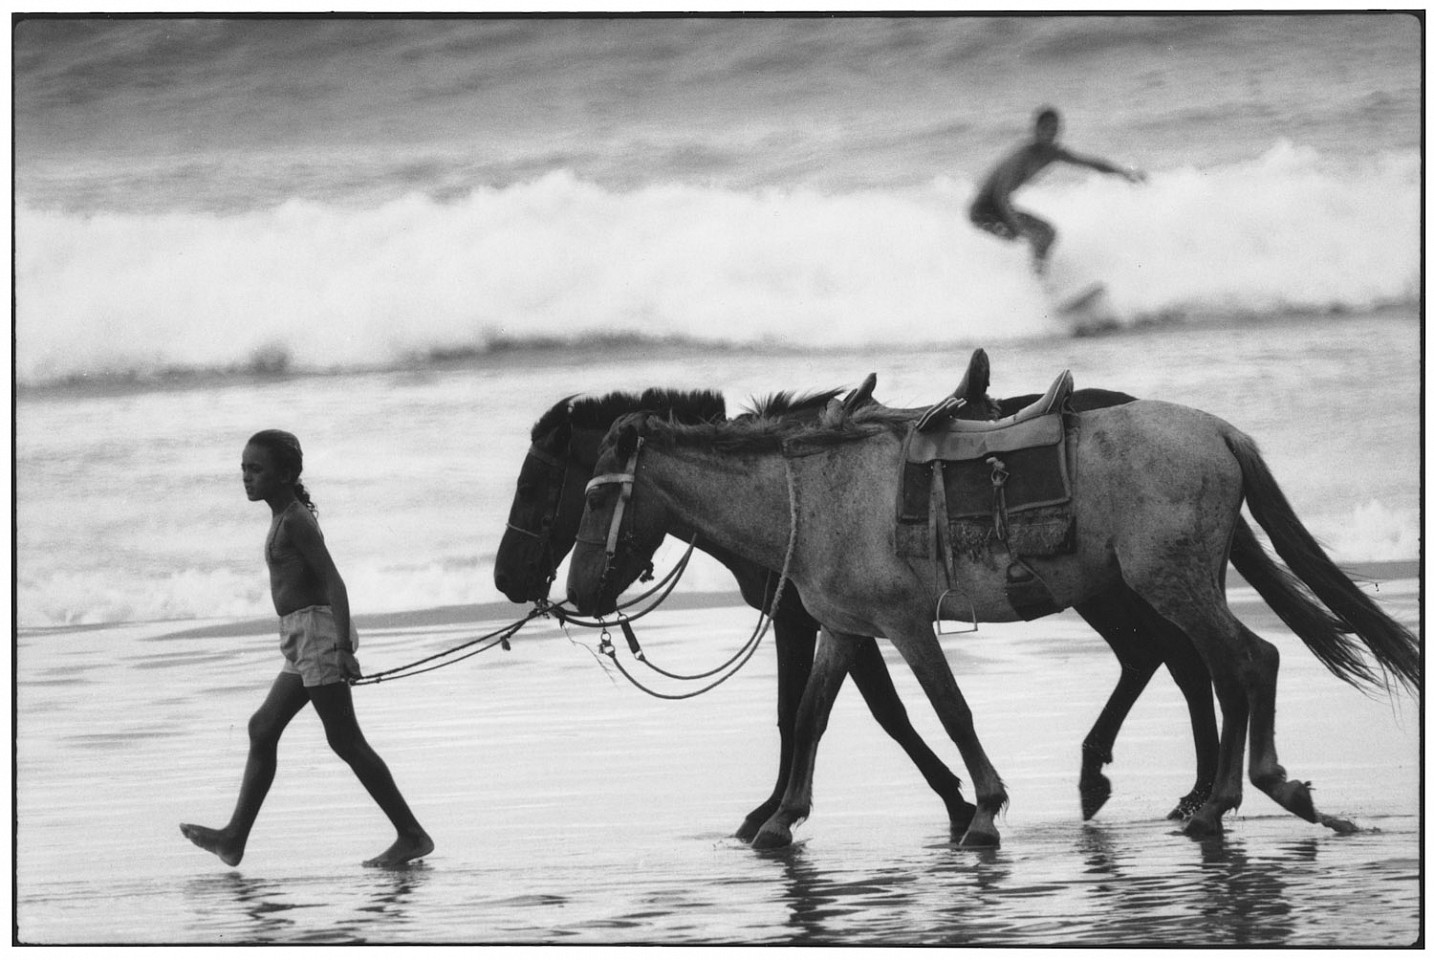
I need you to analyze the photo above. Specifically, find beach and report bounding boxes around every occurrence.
[16,567,1421,944]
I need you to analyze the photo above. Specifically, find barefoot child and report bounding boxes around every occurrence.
[180,429,433,868]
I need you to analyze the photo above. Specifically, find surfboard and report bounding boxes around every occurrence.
[1056,281,1106,315]
[1051,281,1120,335]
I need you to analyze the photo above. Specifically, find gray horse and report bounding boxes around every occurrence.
[567,399,1418,848]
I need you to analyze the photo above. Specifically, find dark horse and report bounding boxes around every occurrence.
[567,391,1418,847]
[496,384,972,839]
[495,351,1295,836]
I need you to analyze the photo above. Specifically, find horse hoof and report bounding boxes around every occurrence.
[751,823,793,851]
[1319,813,1359,834]
[1182,813,1223,839]
[1166,792,1205,821]
[947,800,978,834]
[1080,774,1112,820]
[959,827,1000,849]
[1270,780,1319,823]
[736,802,779,843]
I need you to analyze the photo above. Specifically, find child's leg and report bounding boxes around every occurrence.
[307,682,434,867]
[180,671,309,866]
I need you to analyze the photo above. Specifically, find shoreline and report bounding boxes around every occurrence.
[15,306,1418,402]
[73,557,1419,640]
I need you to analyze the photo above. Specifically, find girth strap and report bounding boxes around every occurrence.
[931,460,956,588]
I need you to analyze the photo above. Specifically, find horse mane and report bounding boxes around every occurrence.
[532,388,726,440]
[633,402,910,455]
[739,387,846,420]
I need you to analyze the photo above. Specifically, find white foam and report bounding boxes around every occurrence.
[15,145,1419,384]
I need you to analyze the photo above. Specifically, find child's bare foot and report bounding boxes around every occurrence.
[363,831,434,868]
[180,823,245,867]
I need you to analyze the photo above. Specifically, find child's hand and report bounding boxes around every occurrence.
[339,649,362,682]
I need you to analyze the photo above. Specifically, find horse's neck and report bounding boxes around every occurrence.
[645,446,791,571]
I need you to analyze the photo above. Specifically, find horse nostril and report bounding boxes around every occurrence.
[494,570,510,593]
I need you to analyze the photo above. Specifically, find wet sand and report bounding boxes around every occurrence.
[16,565,1421,944]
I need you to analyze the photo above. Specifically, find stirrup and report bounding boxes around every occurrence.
[934,588,979,635]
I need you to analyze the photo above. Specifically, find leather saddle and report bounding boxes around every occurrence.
[897,364,1077,620]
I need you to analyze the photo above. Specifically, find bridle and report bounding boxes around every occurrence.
[504,441,583,596]
[577,436,650,597]
[569,426,802,700]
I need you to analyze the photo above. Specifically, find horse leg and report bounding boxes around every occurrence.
[847,636,976,833]
[1123,543,1344,838]
[1139,587,1348,836]
[1239,622,1359,834]
[1159,620,1219,820]
[736,615,817,842]
[884,623,1007,848]
[1177,616,1346,835]
[1072,591,1163,820]
[751,628,857,850]
[1126,586,1251,838]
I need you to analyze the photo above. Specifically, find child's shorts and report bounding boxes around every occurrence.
[279,605,359,687]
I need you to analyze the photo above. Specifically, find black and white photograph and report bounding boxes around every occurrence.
[13,10,1422,946]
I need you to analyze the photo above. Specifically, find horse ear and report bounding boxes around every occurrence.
[614,414,645,460]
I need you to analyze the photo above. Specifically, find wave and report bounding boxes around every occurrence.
[15,143,1418,386]
[15,496,1419,629]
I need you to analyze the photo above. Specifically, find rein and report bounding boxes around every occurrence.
[354,425,800,698]
[349,536,700,686]
[573,444,800,700]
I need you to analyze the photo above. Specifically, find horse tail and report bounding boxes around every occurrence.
[1228,517,1351,646]
[1225,430,1420,695]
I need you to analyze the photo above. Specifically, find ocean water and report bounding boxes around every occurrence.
[13,14,1421,382]
[14,310,1423,628]
[13,13,1424,946]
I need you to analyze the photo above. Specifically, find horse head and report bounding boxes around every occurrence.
[501,390,726,607]
[566,412,671,616]
[494,395,587,603]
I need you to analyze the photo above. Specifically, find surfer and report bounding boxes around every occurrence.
[180,430,433,869]
[969,106,1145,274]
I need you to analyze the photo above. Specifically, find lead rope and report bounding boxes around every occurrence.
[351,537,700,686]
[351,456,798,698]
[349,607,544,685]
[580,456,800,700]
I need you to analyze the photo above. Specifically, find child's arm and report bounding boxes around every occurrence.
[289,514,362,679]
